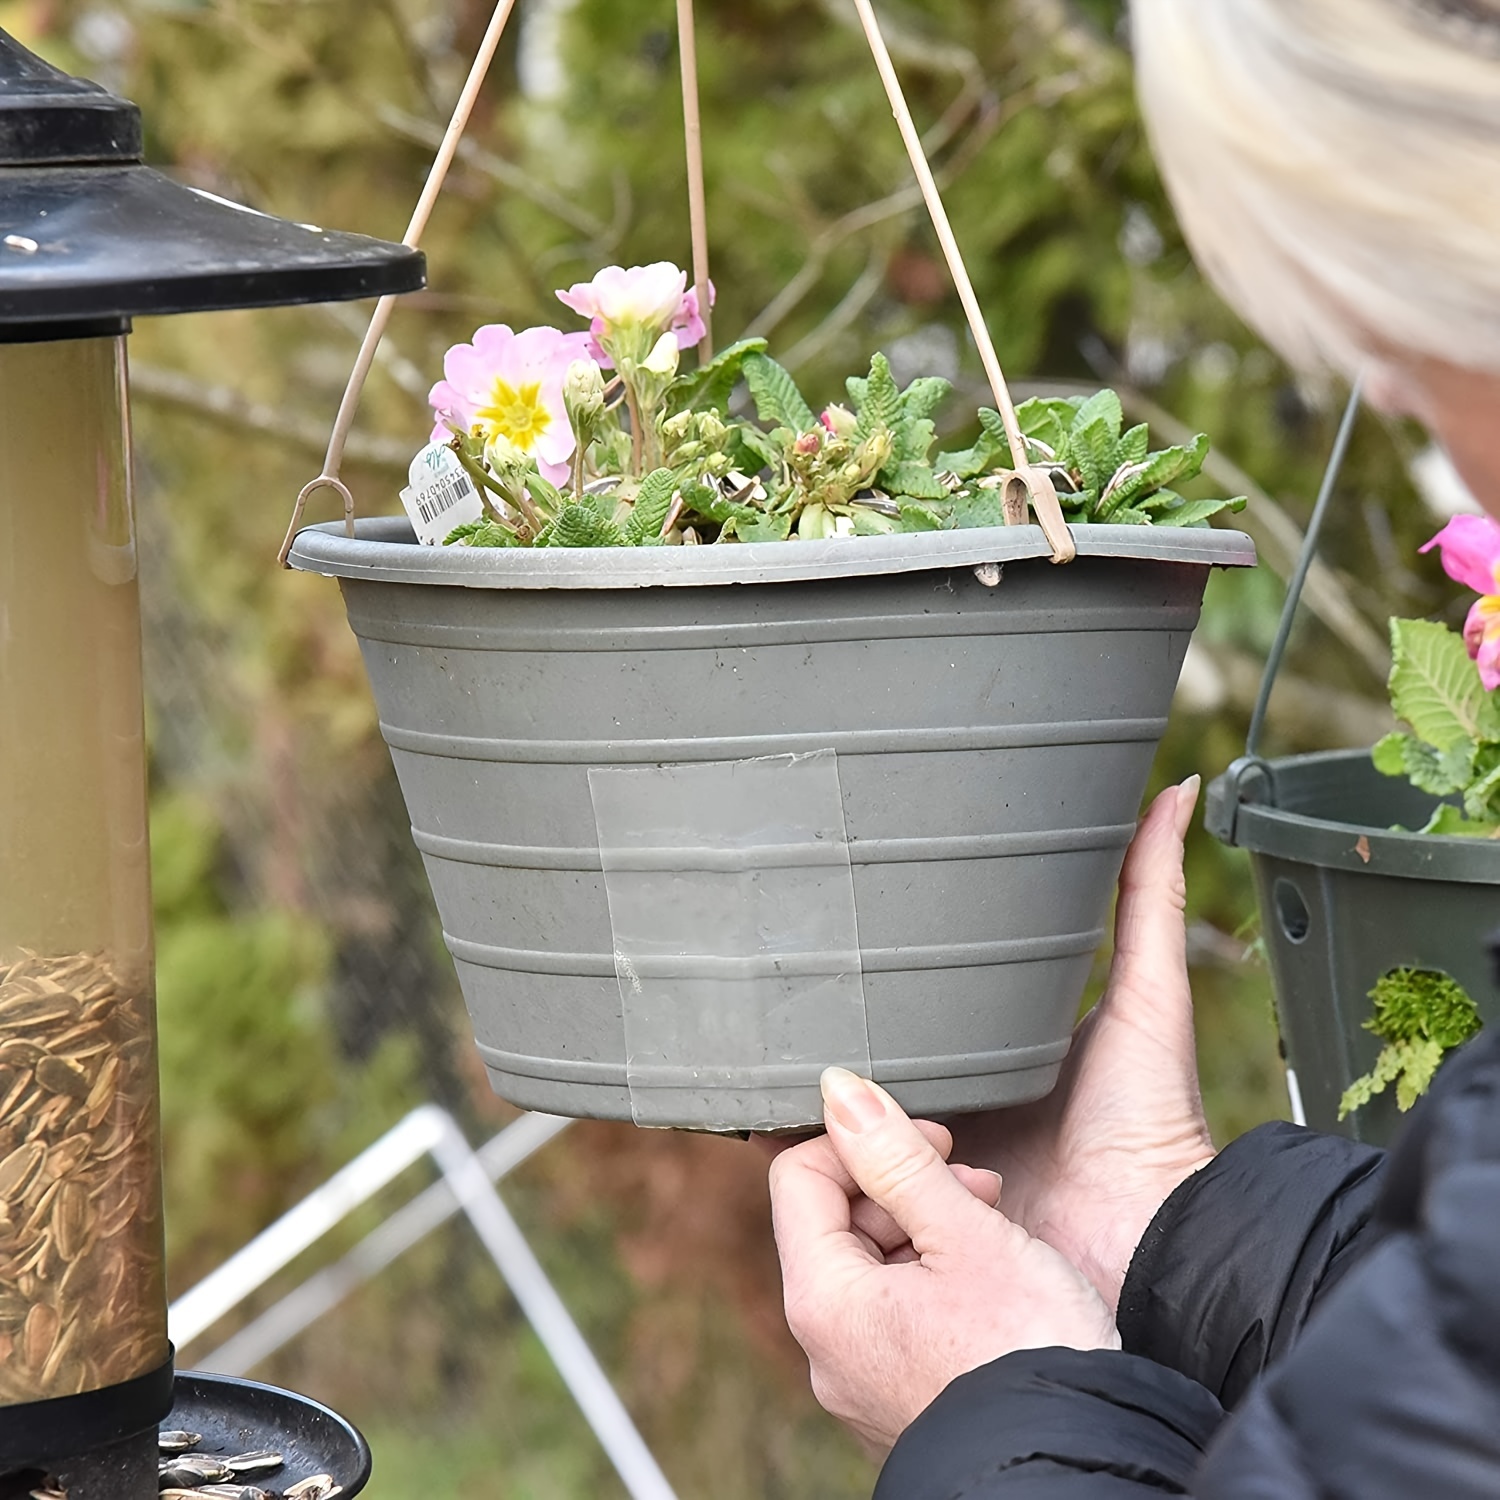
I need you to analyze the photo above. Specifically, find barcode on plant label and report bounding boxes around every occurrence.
[399,442,486,545]
[416,471,473,525]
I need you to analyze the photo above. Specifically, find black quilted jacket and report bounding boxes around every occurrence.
[875,1030,1500,1498]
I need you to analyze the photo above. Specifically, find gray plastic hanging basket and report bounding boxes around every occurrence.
[290,518,1254,1130]
[1206,750,1500,1143]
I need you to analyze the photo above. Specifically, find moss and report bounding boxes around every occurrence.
[1339,968,1483,1119]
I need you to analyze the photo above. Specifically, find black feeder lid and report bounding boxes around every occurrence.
[0,28,425,332]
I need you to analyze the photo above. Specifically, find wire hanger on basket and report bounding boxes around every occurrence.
[279,0,1076,566]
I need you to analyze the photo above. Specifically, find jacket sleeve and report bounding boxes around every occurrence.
[875,1034,1500,1499]
[873,1347,1226,1500]
[1194,1031,1500,1498]
[1115,1121,1384,1407]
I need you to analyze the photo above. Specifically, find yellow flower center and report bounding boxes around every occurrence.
[473,379,550,451]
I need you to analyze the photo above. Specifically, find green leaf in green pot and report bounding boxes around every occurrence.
[1388,618,1497,750]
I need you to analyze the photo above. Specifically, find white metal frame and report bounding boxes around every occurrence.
[169,1106,679,1500]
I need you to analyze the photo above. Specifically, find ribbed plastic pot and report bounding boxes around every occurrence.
[290,518,1254,1129]
[1206,749,1500,1144]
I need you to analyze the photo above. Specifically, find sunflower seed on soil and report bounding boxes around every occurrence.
[157,1431,202,1454]
[223,1452,283,1477]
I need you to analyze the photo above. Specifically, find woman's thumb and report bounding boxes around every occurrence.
[820,1068,996,1255]
[1112,776,1197,977]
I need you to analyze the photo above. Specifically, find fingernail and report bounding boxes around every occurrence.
[821,1067,887,1133]
[1176,774,1201,835]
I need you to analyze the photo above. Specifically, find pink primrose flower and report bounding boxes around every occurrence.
[1422,515,1500,691]
[556,263,715,366]
[1420,514,1500,596]
[429,324,594,484]
[672,281,716,350]
[1466,595,1500,692]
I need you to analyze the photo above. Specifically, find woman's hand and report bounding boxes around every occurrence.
[942,777,1217,1312]
[770,1069,1120,1455]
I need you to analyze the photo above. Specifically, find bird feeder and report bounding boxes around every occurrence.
[0,29,422,1499]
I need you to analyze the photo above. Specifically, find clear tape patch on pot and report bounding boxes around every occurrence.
[588,750,871,1130]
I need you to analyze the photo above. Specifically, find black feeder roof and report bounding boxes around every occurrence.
[0,28,425,331]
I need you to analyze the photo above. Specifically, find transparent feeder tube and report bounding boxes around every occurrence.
[0,337,168,1403]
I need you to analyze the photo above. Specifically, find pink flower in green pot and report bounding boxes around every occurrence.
[429,325,595,484]
[1421,514,1500,690]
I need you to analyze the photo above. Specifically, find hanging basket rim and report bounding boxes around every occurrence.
[1213,747,1500,883]
[286,516,1255,591]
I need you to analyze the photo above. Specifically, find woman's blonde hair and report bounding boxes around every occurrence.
[1131,0,1500,378]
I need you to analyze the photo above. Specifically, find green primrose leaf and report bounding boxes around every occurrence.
[977,407,1014,461]
[444,518,521,548]
[1418,803,1500,837]
[545,503,626,548]
[1070,389,1124,443]
[1014,397,1076,456]
[1068,417,1117,504]
[1399,735,1475,796]
[949,487,1006,530]
[1150,496,1247,527]
[935,433,1004,480]
[667,337,769,415]
[728,509,793,543]
[732,424,784,473]
[1105,435,1211,513]
[848,508,898,536]
[882,461,946,500]
[1372,732,1412,777]
[854,353,902,443]
[1117,423,1150,467]
[895,499,948,532]
[901,377,952,423]
[624,467,680,545]
[892,416,939,467]
[685,484,760,527]
[1463,755,1500,821]
[1388,618,1495,751]
[527,471,564,514]
[743,353,816,433]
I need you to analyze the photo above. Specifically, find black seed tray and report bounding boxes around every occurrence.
[166,1373,371,1497]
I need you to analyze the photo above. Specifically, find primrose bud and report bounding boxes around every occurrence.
[860,430,894,469]
[642,332,680,379]
[563,358,606,427]
[821,404,858,439]
[485,432,531,475]
[661,411,693,441]
[794,430,823,456]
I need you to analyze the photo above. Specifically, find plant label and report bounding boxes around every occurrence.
[400,441,485,545]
